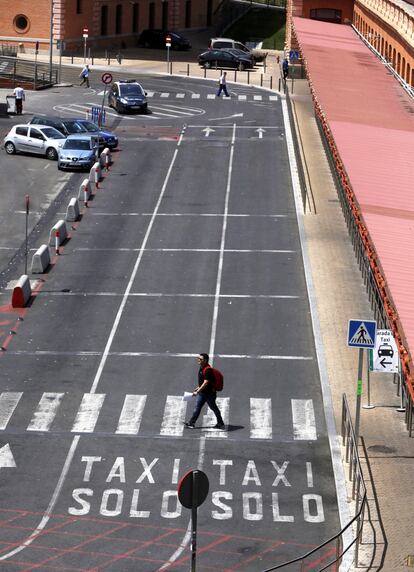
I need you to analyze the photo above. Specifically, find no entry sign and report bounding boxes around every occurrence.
[101,72,113,85]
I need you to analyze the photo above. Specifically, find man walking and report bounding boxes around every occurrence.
[184,353,225,429]
[79,64,90,87]
[13,84,25,115]
[216,72,229,97]
[282,58,289,80]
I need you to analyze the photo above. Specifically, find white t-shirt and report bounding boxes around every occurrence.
[219,74,226,85]
[14,87,25,99]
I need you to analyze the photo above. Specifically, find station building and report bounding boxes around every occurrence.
[0,0,217,53]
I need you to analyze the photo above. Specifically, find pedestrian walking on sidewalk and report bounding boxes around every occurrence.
[13,85,25,115]
[282,58,289,80]
[216,72,229,97]
[184,353,225,429]
[79,64,90,87]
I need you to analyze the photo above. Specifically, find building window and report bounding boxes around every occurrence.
[149,3,155,29]
[309,8,341,23]
[162,2,168,30]
[76,0,82,14]
[101,5,108,36]
[185,0,191,27]
[14,14,30,33]
[132,3,139,33]
[116,4,123,34]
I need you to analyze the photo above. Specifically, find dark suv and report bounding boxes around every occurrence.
[108,80,148,114]
[138,29,191,50]
[28,116,118,149]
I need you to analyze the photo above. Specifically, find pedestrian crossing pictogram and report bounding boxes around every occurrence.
[0,392,317,441]
[347,319,376,348]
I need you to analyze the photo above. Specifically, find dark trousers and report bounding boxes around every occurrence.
[189,392,224,425]
[15,99,23,115]
[217,84,229,97]
[80,76,90,87]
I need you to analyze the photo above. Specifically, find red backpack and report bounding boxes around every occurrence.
[203,365,224,392]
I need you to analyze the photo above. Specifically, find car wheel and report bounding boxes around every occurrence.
[4,141,16,155]
[46,147,58,160]
[204,61,211,69]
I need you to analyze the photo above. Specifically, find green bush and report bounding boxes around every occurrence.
[225,7,286,50]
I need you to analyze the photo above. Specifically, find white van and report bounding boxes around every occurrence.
[209,37,267,63]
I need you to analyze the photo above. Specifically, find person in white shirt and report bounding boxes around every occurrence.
[216,72,229,97]
[13,85,25,115]
[79,64,90,87]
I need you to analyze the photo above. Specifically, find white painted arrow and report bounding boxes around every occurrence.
[0,444,16,470]
[202,127,215,137]
[209,113,244,121]
[256,128,265,139]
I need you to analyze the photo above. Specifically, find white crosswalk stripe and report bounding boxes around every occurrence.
[191,93,201,99]
[0,392,316,439]
[91,91,278,101]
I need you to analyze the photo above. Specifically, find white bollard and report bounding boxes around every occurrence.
[66,197,80,222]
[12,275,32,308]
[78,178,91,206]
[31,244,51,274]
[49,220,67,249]
[89,161,101,189]
[101,147,112,170]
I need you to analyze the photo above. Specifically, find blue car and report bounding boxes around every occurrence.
[57,134,100,171]
[74,119,118,149]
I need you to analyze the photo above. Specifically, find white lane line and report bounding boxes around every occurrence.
[160,396,187,436]
[202,397,229,438]
[27,393,64,432]
[43,293,300,300]
[207,94,215,99]
[238,95,247,100]
[291,399,317,440]
[250,398,272,439]
[0,392,23,430]
[81,212,287,218]
[116,395,147,434]
[160,93,170,97]
[149,105,198,117]
[254,95,263,101]
[191,93,200,99]
[269,95,278,101]
[0,436,80,561]
[146,92,155,97]
[176,93,185,98]
[71,394,105,433]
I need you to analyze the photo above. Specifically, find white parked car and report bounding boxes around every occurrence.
[3,124,66,160]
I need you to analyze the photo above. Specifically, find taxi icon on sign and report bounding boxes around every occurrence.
[378,343,394,358]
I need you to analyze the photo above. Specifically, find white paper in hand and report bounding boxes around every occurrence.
[183,391,195,402]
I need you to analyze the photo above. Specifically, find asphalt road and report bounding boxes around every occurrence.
[0,75,342,571]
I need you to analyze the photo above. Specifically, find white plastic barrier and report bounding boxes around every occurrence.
[89,161,101,188]
[12,275,31,308]
[101,147,112,170]
[78,178,92,204]
[66,197,80,222]
[31,244,50,274]
[49,220,67,247]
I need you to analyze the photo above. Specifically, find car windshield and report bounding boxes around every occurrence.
[41,127,64,139]
[65,121,88,134]
[78,121,99,132]
[63,140,91,150]
[120,84,144,96]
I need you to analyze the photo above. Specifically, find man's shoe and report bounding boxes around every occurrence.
[214,422,225,429]
[184,422,195,429]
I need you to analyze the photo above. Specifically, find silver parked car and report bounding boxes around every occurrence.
[3,124,66,160]
[57,134,99,171]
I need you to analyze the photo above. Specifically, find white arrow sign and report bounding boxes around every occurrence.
[0,444,16,470]
[256,128,265,139]
[371,329,399,373]
[202,127,215,137]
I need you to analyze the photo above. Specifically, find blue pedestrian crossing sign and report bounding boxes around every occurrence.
[348,319,376,348]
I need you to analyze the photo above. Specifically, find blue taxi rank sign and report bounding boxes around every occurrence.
[347,319,376,348]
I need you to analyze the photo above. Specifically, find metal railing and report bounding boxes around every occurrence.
[261,395,367,571]
[0,56,57,89]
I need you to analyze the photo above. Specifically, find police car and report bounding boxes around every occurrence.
[108,80,148,114]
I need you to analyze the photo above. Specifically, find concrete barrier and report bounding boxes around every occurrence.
[12,275,31,308]
[31,244,50,274]
[101,147,112,170]
[78,178,92,204]
[89,161,101,188]
[66,197,80,222]
[49,220,67,247]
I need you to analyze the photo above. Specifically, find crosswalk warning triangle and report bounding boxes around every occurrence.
[349,322,374,346]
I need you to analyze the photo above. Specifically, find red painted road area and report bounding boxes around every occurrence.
[293,17,414,356]
[0,510,336,571]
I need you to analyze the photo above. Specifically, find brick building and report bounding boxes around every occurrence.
[0,0,216,53]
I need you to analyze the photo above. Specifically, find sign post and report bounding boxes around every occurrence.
[165,35,171,73]
[178,469,209,572]
[83,27,89,63]
[347,319,377,446]
[100,72,112,129]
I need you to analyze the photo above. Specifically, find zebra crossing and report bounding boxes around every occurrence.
[96,91,279,102]
[0,392,317,440]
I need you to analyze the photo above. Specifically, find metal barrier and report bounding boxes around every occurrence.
[90,106,106,125]
[0,55,57,89]
[261,395,367,571]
